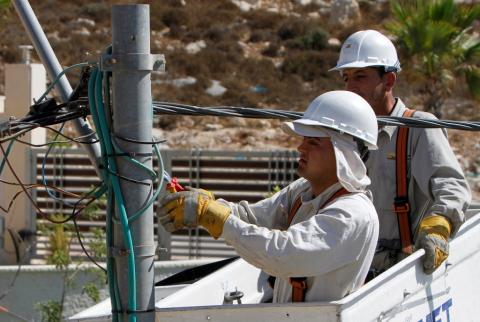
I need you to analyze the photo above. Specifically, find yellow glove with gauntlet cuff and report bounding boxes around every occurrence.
[158,188,231,238]
[416,215,452,274]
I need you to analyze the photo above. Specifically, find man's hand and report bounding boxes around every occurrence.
[416,215,452,274]
[184,186,215,200]
[158,189,231,238]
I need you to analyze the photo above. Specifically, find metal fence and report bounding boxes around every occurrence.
[31,148,299,262]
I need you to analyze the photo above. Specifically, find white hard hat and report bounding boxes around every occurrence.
[330,30,401,73]
[283,90,378,149]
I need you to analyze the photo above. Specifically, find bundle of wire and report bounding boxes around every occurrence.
[0,62,165,322]
[88,67,164,322]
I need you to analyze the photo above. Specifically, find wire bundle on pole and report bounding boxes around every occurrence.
[88,67,164,322]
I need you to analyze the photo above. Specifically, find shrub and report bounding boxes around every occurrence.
[278,19,309,40]
[299,28,329,50]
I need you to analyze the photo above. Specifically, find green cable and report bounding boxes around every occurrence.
[37,62,91,103]
[93,70,136,322]
[127,143,164,223]
[107,183,121,322]
[88,69,120,322]
[88,69,109,177]
[93,73,162,224]
[0,140,15,176]
[110,139,158,179]
[103,72,122,321]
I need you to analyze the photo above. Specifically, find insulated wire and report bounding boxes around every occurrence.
[91,68,136,322]
[40,122,78,208]
[88,68,121,321]
[0,143,96,224]
[152,102,480,131]
[127,143,165,223]
[36,62,91,103]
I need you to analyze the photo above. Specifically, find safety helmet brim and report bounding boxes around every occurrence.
[329,61,386,72]
[282,121,329,138]
[282,119,378,150]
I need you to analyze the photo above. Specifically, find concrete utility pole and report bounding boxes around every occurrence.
[103,5,164,321]
[13,0,102,175]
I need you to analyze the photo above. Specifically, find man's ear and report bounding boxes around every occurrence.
[383,72,396,91]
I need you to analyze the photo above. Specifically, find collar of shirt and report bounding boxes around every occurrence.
[299,182,344,211]
[380,98,408,139]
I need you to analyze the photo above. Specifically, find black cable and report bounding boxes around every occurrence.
[0,229,26,302]
[0,142,100,224]
[105,167,152,187]
[153,102,480,131]
[72,217,107,274]
[114,135,166,145]
[14,128,99,147]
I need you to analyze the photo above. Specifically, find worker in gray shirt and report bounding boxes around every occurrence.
[330,29,471,274]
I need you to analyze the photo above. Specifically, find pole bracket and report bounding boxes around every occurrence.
[108,244,156,258]
[100,53,165,72]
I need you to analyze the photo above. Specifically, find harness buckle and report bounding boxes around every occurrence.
[289,277,307,289]
[393,197,410,213]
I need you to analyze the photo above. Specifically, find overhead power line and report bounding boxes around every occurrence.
[153,102,480,131]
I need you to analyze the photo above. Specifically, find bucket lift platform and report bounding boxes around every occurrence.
[70,211,480,322]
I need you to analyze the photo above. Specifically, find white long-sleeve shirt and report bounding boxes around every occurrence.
[220,179,379,303]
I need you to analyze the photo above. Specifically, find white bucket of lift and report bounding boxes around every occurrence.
[70,212,480,322]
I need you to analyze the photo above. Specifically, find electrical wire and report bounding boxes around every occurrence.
[152,102,480,131]
[90,68,135,321]
[40,122,79,208]
[36,62,91,103]
[0,229,26,302]
[0,182,90,215]
[72,218,107,274]
[0,142,103,225]
[114,135,166,145]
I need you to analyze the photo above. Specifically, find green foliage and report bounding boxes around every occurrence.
[36,203,107,319]
[83,191,106,221]
[283,24,329,51]
[0,0,9,9]
[387,0,480,117]
[36,300,62,322]
[83,282,101,303]
[44,215,71,269]
[265,185,282,198]
[89,227,107,260]
[298,28,329,51]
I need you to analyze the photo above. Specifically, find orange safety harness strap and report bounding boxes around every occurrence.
[288,187,350,302]
[394,108,416,255]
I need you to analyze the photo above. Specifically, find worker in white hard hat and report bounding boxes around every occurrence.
[159,91,379,302]
[331,29,471,275]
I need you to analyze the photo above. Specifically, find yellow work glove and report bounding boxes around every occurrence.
[416,215,452,274]
[158,189,231,238]
[184,186,215,200]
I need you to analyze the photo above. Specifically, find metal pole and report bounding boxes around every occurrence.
[12,0,102,175]
[108,5,163,321]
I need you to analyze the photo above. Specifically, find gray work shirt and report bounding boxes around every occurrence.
[366,98,471,248]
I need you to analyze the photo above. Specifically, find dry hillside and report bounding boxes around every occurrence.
[0,0,479,197]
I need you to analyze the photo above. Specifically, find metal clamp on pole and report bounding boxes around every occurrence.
[100,53,165,72]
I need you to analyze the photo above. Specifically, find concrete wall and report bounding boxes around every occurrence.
[1,63,47,265]
[0,259,215,322]
[0,96,4,114]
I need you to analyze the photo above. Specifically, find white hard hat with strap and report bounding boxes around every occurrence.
[283,90,378,149]
[330,29,401,73]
